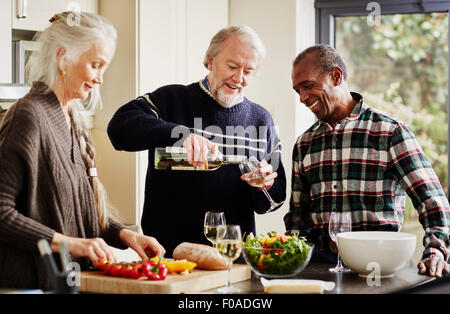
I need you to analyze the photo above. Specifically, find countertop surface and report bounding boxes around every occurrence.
[202,261,437,294]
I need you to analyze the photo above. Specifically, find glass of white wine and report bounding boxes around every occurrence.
[216,224,243,294]
[203,211,226,247]
[239,156,283,213]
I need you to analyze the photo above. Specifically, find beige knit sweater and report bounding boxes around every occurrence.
[0,82,125,290]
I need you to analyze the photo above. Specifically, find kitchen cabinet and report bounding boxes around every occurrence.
[94,0,228,227]
[0,1,12,83]
[12,0,98,31]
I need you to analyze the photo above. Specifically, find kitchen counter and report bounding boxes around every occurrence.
[202,261,437,294]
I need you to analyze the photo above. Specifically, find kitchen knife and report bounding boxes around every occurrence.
[59,241,70,272]
[37,239,59,279]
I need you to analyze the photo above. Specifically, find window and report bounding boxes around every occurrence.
[316,0,450,262]
[316,0,449,195]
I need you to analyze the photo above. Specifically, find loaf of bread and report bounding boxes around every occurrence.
[172,242,228,270]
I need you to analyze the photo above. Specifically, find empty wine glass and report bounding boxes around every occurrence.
[216,224,243,294]
[380,209,403,232]
[328,212,352,273]
[204,211,226,247]
[239,156,283,213]
[393,209,404,232]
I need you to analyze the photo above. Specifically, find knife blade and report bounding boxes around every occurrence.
[59,241,70,272]
[37,239,59,279]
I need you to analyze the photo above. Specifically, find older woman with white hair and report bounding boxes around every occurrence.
[0,12,165,290]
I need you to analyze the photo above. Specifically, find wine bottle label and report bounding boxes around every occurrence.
[171,165,207,171]
[155,147,246,170]
[165,146,187,154]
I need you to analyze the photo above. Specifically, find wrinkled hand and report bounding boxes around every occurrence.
[182,134,219,167]
[417,256,450,278]
[240,159,278,190]
[52,233,117,265]
[119,229,166,260]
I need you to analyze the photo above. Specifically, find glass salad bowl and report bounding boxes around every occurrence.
[242,231,314,278]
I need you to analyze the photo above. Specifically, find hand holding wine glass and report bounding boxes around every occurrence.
[239,156,283,213]
[328,212,352,273]
[216,225,242,294]
[204,211,226,248]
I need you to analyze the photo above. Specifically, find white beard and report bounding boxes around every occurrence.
[215,86,245,108]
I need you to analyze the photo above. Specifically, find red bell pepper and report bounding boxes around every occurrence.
[142,260,168,281]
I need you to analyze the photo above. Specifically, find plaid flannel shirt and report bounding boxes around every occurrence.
[284,93,450,261]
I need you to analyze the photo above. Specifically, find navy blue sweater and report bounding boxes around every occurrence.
[108,80,286,256]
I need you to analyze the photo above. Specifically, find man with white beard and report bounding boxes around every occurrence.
[107,26,286,257]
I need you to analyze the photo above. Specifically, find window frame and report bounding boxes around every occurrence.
[315,0,450,193]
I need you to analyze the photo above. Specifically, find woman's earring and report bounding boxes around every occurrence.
[60,69,66,77]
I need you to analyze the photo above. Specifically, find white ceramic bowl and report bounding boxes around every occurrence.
[337,231,416,278]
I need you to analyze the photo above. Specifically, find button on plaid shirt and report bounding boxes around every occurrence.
[284,93,450,261]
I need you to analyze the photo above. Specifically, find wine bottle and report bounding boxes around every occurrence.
[154,146,247,171]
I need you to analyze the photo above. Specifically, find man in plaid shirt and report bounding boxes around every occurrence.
[284,44,450,278]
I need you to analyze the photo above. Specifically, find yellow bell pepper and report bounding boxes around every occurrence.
[258,255,265,266]
[163,260,197,273]
[151,256,197,274]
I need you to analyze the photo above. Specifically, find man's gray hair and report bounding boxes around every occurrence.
[203,25,266,69]
[293,44,348,81]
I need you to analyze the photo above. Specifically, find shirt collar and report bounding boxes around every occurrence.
[312,92,365,131]
[347,92,364,121]
[199,76,247,109]
[202,76,210,91]
[199,76,215,100]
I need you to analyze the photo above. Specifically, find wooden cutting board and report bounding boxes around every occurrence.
[79,264,251,294]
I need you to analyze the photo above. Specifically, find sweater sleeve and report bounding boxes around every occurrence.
[101,218,127,249]
[107,94,191,152]
[0,105,55,253]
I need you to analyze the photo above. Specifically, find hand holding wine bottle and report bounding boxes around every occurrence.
[183,133,220,168]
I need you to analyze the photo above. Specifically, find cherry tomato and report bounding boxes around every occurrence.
[129,265,143,279]
[95,258,109,270]
[120,264,133,278]
[108,264,122,277]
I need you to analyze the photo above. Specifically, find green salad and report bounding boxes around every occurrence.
[243,231,312,276]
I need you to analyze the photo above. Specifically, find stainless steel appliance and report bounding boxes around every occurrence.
[12,40,40,85]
